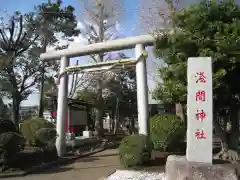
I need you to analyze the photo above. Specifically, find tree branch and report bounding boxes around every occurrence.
[15,15,23,45]
[0,30,8,48]
[19,74,28,93]
[6,67,19,97]
[105,32,115,41]
[8,18,15,49]
[84,8,100,25]
[89,25,98,37]
[22,77,38,92]
[16,34,39,56]
[104,23,116,31]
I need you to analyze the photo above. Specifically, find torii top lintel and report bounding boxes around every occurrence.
[40,35,155,61]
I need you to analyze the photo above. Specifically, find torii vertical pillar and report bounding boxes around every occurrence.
[56,56,69,157]
[135,44,149,135]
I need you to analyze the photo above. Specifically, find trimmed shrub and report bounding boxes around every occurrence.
[0,120,18,134]
[0,132,25,166]
[150,115,186,152]
[35,128,57,148]
[35,128,58,160]
[119,134,153,168]
[0,120,25,169]
[21,117,55,146]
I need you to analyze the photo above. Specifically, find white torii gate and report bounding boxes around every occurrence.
[40,35,155,157]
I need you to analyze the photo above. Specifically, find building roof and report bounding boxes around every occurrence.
[148,93,160,105]
[20,105,38,110]
[51,97,95,109]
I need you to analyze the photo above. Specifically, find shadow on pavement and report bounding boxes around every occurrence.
[28,156,102,175]
[74,164,120,170]
[25,150,120,176]
[91,153,119,158]
[30,167,73,175]
[78,157,100,162]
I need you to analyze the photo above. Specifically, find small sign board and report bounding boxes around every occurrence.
[186,57,213,164]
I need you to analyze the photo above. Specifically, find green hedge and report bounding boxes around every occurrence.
[119,134,153,168]
[21,117,55,146]
[150,115,186,152]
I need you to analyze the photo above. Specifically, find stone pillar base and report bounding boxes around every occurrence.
[165,155,238,180]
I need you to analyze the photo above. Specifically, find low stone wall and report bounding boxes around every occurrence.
[165,155,239,180]
[105,170,165,180]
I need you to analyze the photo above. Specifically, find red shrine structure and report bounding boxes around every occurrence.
[46,90,94,135]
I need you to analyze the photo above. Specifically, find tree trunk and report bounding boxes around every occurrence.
[7,67,21,127]
[149,104,157,116]
[213,111,239,162]
[38,35,47,118]
[229,106,239,150]
[107,111,113,132]
[12,97,21,128]
[94,79,104,139]
[213,115,228,149]
[131,116,135,131]
[113,116,117,135]
[95,105,103,139]
[113,98,120,135]
[93,3,106,139]
[108,113,111,132]
[38,67,45,117]
[175,103,187,126]
[111,114,115,132]
[113,113,120,135]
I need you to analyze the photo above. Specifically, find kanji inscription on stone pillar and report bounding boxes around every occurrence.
[186,57,213,164]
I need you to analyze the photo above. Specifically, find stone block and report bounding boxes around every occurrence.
[83,130,92,137]
[165,155,238,180]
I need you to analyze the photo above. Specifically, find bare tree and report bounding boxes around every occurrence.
[138,0,181,34]
[139,0,189,121]
[70,0,125,138]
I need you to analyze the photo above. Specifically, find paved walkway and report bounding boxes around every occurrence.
[6,149,120,180]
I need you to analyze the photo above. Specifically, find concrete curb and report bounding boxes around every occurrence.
[99,170,117,180]
[0,146,109,178]
[106,169,117,177]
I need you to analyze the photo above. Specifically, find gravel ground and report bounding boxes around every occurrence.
[105,170,166,180]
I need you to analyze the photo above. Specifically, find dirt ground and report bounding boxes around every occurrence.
[5,149,120,180]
